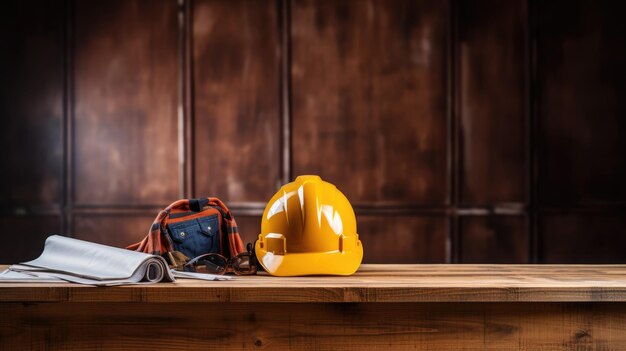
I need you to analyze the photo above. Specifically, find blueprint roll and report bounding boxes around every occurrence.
[3,235,175,286]
[144,258,167,283]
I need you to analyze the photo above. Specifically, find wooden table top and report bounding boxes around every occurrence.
[2,264,626,303]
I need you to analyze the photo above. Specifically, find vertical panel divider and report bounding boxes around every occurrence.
[447,0,460,263]
[179,0,195,198]
[279,0,292,186]
[62,0,75,237]
[528,0,539,263]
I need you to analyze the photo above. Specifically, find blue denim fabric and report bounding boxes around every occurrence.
[168,215,219,258]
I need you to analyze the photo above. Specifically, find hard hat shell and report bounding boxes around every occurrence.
[255,175,363,276]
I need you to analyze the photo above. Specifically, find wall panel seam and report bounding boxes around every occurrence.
[184,0,195,198]
[178,0,195,198]
[63,0,75,238]
[528,0,539,263]
[280,0,292,186]
[448,0,460,263]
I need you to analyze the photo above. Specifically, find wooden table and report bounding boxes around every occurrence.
[2,264,626,350]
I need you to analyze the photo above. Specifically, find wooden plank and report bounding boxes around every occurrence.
[0,216,60,264]
[537,0,626,205]
[5,265,626,302]
[541,214,626,264]
[73,0,179,205]
[291,0,449,204]
[358,216,448,263]
[192,0,281,202]
[457,0,528,204]
[1,302,626,350]
[460,216,528,263]
[0,0,64,206]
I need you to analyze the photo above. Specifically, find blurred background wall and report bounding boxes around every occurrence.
[1,0,624,264]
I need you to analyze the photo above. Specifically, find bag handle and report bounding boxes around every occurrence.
[189,198,209,212]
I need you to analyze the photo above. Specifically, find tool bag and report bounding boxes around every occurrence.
[127,197,245,268]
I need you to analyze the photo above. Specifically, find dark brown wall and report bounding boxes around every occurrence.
[1,0,624,264]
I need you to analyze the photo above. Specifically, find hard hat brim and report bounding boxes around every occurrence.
[255,240,363,277]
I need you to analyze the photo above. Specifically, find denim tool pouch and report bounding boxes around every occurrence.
[167,214,220,259]
[127,197,247,270]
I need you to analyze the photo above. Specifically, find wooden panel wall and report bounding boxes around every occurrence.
[291,0,449,204]
[456,0,529,263]
[0,0,64,260]
[536,0,626,262]
[1,0,625,264]
[192,0,281,203]
[458,0,528,205]
[537,0,626,206]
[73,0,180,206]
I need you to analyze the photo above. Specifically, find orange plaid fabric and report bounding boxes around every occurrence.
[127,197,245,259]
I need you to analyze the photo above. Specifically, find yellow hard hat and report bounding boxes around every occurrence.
[255,175,363,276]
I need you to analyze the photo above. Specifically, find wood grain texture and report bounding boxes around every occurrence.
[540,214,626,264]
[5,264,626,303]
[457,0,527,204]
[73,0,179,205]
[358,215,448,263]
[2,301,626,350]
[537,0,626,206]
[0,216,60,264]
[291,0,449,204]
[72,214,157,249]
[460,215,528,263]
[192,0,281,203]
[0,0,64,206]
